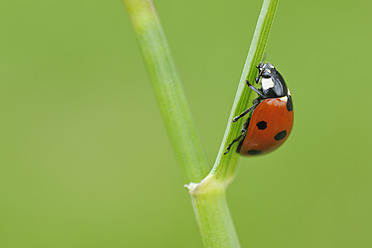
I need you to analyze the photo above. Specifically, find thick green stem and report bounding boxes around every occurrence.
[192,194,239,247]
[123,0,209,183]
[189,176,240,248]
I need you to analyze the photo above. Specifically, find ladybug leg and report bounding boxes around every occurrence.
[232,101,259,122]
[255,73,263,84]
[255,64,265,83]
[224,118,250,155]
[224,136,243,155]
[246,80,266,98]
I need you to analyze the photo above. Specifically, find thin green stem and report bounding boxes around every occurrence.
[123,0,209,183]
[207,0,279,185]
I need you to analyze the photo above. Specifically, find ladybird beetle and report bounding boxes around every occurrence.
[225,62,293,156]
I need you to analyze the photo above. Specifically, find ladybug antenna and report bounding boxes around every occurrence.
[262,53,267,63]
[256,53,268,69]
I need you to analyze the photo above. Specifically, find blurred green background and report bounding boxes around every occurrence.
[1,0,371,247]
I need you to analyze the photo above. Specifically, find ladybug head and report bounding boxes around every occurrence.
[257,63,277,78]
[256,62,288,98]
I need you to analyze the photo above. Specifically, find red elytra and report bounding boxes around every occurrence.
[238,96,293,156]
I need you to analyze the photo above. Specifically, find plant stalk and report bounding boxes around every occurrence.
[123,0,279,247]
[207,0,279,185]
[123,0,209,183]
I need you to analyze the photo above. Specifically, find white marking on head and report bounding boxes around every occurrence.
[268,64,275,68]
[287,89,291,96]
[261,78,274,90]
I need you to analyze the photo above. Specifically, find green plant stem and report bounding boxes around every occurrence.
[123,0,278,247]
[206,0,279,185]
[189,176,240,248]
[192,184,240,248]
[123,0,209,183]
[188,1,279,246]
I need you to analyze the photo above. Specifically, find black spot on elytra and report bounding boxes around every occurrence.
[274,130,287,140]
[256,121,267,130]
[286,94,293,111]
[247,150,262,155]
